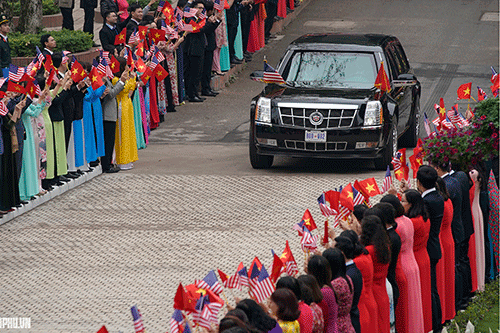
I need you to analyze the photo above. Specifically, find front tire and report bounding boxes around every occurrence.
[249,131,274,169]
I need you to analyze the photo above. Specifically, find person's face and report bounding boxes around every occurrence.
[268,299,278,316]
[132,8,143,21]
[194,3,204,16]
[46,36,56,50]
[0,23,10,35]
[107,12,118,25]
[469,169,478,182]
[401,193,410,214]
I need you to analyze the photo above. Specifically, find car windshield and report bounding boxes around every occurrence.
[284,51,377,89]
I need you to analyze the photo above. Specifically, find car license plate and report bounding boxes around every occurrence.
[305,130,327,142]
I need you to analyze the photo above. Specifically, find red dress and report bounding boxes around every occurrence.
[469,184,478,292]
[366,245,390,333]
[437,199,456,321]
[411,216,432,333]
[298,301,313,333]
[353,253,378,333]
[395,221,409,333]
[246,3,267,53]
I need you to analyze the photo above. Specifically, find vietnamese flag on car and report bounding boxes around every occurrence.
[114,27,127,45]
[457,82,472,100]
[374,61,391,93]
[153,63,169,81]
[89,66,104,90]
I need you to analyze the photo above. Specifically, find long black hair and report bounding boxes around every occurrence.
[235,299,276,332]
[360,215,391,264]
[323,247,353,293]
[307,254,333,289]
[270,288,301,322]
[380,194,405,218]
[297,274,323,305]
[435,177,450,201]
[336,229,368,258]
[404,189,428,221]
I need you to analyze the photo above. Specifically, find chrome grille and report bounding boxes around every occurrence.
[285,140,348,151]
[278,103,358,129]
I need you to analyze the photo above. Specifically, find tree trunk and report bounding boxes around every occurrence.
[18,0,42,33]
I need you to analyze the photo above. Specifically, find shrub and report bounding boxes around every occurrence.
[9,29,93,57]
[10,0,60,16]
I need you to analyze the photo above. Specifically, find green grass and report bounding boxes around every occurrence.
[474,300,499,333]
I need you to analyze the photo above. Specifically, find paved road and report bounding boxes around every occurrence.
[1,0,498,332]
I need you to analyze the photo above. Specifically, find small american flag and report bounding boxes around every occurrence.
[237,264,249,287]
[218,268,241,289]
[154,46,165,62]
[263,61,286,84]
[352,187,365,206]
[35,46,45,63]
[213,0,224,11]
[149,55,159,70]
[300,227,319,252]
[334,205,350,227]
[249,265,275,303]
[195,270,224,295]
[169,309,184,333]
[95,58,105,76]
[130,305,145,333]
[432,116,453,130]
[128,28,139,45]
[192,296,212,329]
[157,0,165,11]
[198,8,207,20]
[9,64,24,82]
[33,79,42,97]
[381,165,393,194]
[25,57,38,76]
[0,100,8,116]
[183,6,198,17]
[317,193,337,217]
[101,57,113,79]
[477,86,487,101]
[447,106,461,128]
[61,50,71,65]
[281,240,299,276]
[423,112,432,137]
[175,13,185,30]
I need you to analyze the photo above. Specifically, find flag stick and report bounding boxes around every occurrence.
[221,290,230,305]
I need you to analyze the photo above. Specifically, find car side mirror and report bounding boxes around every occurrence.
[250,70,264,81]
[393,73,417,88]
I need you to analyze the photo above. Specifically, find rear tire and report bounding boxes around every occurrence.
[249,132,274,169]
[374,123,397,170]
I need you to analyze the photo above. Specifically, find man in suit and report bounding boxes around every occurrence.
[0,15,11,78]
[201,1,221,97]
[432,161,467,312]
[54,0,75,30]
[450,167,475,310]
[99,11,130,57]
[125,4,143,43]
[417,165,443,333]
[101,60,128,173]
[40,34,56,56]
[184,0,208,102]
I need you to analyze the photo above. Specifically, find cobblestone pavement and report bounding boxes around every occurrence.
[1,173,385,332]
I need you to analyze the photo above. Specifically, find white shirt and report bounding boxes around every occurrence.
[449,170,455,175]
[346,260,354,266]
[106,23,115,30]
[0,33,7,41]
[440,172,449,179]
[44,48,53,55]
[421,187,436,198]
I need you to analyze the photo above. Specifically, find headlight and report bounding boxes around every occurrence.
[255,97,271,123]
[364,100,383,126]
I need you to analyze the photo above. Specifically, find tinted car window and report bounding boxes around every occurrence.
[383,46,399,79]
[394,43,410,73]
[283,51,377,89]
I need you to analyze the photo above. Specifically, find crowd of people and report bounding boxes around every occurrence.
[167,163,498,333]
[0,0,299,213]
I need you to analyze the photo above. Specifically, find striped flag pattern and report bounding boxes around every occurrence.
[131,305,145,333]
[169,309,184,333]
[263,61,286,84]
[249,265,275,303]
[195,270,224,295]
[300,227,319,252]
[381,165,392,194]
[9,64,24,82]
[218,269,241,289]
[317,193,337,217]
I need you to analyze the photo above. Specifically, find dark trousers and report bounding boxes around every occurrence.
[459,237,473,303]
[226,9,238,60]
[264,1,277,38]
[430,258,443,332]
[454,241,465,309]
[186,54,203,98]
[64,117,72,154]
[83,6,95,35]
[60,7,74,30]
[201,49,214,92]
[163,75,175,112]
[240,6,252,53]
[101,120,116,171]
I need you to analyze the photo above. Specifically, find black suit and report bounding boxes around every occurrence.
[0,35,11,76]
[346,261,362,333]
[99,18,130,55]
[184,17,208,98]
[422,189,444,332]
[450,170,474,307]
[81,0,98,34]
[202,18,221,92]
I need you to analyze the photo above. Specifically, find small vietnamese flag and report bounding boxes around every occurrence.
[70,61,87,83]
[270,252,283,283]
[300,208,317,232]
[25,80,37,99]
[356,178,381,198]
[136,41,145,57]
[339,183,355,211]
[96,326,109,333]
[140,67,154,85]
[162,0,175,23]
[114,28,127,45]
[149,28,166,43]
[89,66,104,90]
[457,82,472,100]
[477,86,487,101]
[7,80,25,94]
[374,61,391,93]
[135,57,147,73]
[153,63,169,81]
[44,54,54,72]
[138,25,148,40]
[109,55,120,74]
[46,68,56,86]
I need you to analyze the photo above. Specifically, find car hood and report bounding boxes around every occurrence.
[262,84,375,105]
